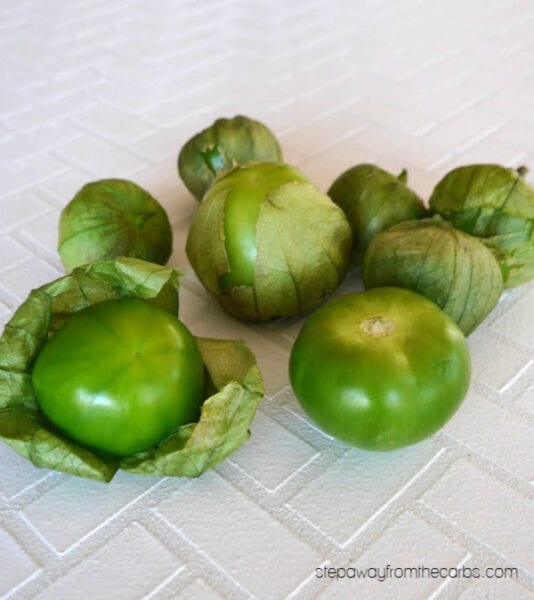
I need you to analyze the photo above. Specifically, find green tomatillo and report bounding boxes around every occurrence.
[31,298,205,457]
[289,287,471,451]
[328,164,427,263]
[186,161,353,321]
[0,257,265,482]
[58,179,173,271]
[363,216,503,335]
[429,164,534,287]
[178,115,282,201]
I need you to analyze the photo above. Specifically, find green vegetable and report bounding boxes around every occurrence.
[178,115,282,201]
[289,288,471,450]
[0,258,264,482]
[363,216,503,335]
[32,298,205,457]
[186,161,352,321]
[328,164,427,263]
[58,179,172,271]
[429,164,534,287]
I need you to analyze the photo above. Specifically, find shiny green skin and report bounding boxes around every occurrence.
[289,288,471,451]
[59,179,172,271]
[178,115,283,201]
[328,164,427,263]
[31,299,205,457]
[216,162,308,291]
[429,164,534,288]
[363,216,503,335]
[186,162,352,321]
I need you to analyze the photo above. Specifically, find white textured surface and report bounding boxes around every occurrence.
[0,1,533,599]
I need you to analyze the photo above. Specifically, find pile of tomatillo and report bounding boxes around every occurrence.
[179,116,533,451]
[1,114,533,481]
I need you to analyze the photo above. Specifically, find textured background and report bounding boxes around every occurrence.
[1,1,533,599]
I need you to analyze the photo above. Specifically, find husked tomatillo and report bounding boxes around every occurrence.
[290,288,471,450]
[32,298,205,457]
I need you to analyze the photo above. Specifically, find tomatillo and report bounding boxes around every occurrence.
[328,164,427,264]
[186,161,352,321]
[58,179,173,271]
[289,288,471,450]
[178,115,283,201]
[31,298,205,457]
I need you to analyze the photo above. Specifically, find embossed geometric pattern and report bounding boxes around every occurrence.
[1,1,533,598]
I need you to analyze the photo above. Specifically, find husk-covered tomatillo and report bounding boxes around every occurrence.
[178,115,282,201]
[429,164,534,288]
[328,164,427,263]
[58,179,172,271]
[186,162,352,321]
[363,216,503,335]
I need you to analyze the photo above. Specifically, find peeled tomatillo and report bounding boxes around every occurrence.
[289,288,471,450]
[31,298,205,457]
